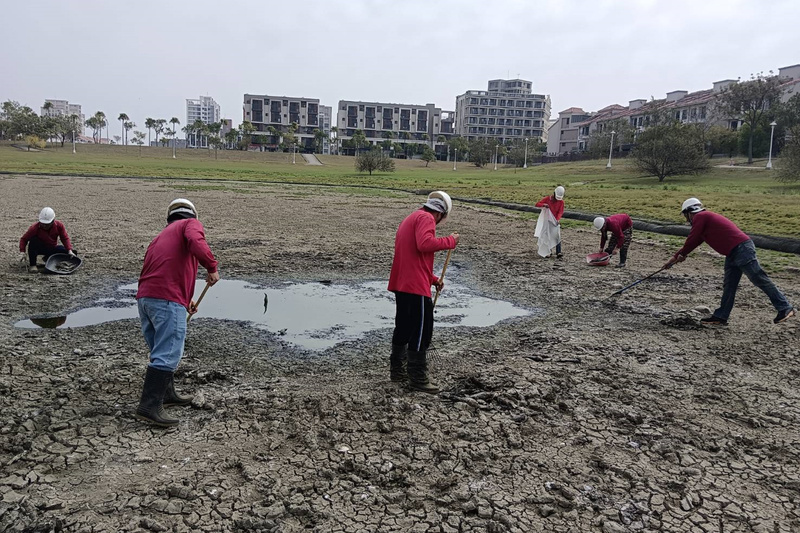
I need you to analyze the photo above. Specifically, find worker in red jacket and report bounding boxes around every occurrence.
[593,213,633,267]
[535,186,565,258]
[19,207,76,273]
[135,198,220,427]
[388,191,459,393]
[664,198,794,325]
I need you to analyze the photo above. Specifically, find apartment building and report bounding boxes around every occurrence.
[40,99,84,134]
[243,93,328,151]
[546,107,593,155]
[454,79,551,144]
[185,96,220,148]
[335,100,449,153]
[572,63,800,150]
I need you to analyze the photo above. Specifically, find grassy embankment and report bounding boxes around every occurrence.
[1,143,799,239]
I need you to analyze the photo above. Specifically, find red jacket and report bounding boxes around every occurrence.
[136,218,218,309]
[535,195,564,221]
[675,211,750,258]
[19,221,72,252]
[600,214,632,251]
[388,209,456,298]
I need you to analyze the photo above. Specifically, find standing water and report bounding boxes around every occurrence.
[15,277,534,350]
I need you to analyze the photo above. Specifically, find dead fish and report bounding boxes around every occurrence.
[263,293,269,314]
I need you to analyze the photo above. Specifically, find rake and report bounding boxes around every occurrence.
[607,264,671,299]
[186,282,211,324]
[429,249,453,366]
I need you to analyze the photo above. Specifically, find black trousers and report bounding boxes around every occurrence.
[26,236,66,266]
[392,291,434,353]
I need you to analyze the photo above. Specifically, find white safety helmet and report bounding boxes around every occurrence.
[425,191,452,215]
[681,197,704,214]
[167,198,197,218]
[593,217,605,230]
[554,186,565,200]
[38,207,56,224]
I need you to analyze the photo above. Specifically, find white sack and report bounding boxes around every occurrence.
[534,207,561,257]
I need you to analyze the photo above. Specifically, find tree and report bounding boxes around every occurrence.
[447,136,468,161]
[421,146,436,167]
[118,113,129,145]
[131,130,146,156]
[467,138,493,167]
[113,135,122,145]
[716,73,782,164]
[351,129,366,155]
[42,102,53,145]
[94,111,107,143]
[25,135,45,151]
[124,121,135,146]
[631,122,710,181]
[313,128,326,153]
[330,126,339,155]
[144,117,156,146]
[206,122,222,157]
[85,116,100,142]
[587,118,636,158]
[154,118,167,144]
[225,129,240,150]
[355,148,395,175]
[706,126,739,158]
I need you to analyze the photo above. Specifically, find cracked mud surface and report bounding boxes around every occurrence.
[1,175,799,533]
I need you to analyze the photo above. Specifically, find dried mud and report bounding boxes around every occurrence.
[1,175,799,533]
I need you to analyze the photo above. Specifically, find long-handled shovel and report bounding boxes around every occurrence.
[432,249,453,308]
[607,264,671,299]
[186,282,211,324]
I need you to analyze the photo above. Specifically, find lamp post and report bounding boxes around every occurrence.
[606,130,616,169]
[766,121,777,170]
[523,138,529,169]
[72,118,77,154]
[453,148,457,171]
[292,143,296,164]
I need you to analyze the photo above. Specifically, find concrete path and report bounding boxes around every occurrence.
[302,153,323,165]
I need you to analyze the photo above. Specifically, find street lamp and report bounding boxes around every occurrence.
[766,121,777,170]
[453,148,457,171]
[292,143,296,164]
[523,138,529,169]
[494,143,498,171]
[606,130,616,169]
[72,118,77,154]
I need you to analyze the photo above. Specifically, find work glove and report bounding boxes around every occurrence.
[67,250,76,258]
[20,252,27,263]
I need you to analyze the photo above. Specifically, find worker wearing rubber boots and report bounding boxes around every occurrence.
[664,198,794,326]
[388,191,459,393]
[594,213,633,268]
[135,199,220,427]
[535,186,565,258]
[19,207,76,273]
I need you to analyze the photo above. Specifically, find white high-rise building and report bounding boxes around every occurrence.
[186,96,220,147]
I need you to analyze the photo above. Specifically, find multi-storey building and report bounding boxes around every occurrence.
[572,63,800,151]
[335,100,448,154]
[186,96,220,148]
[454,79,551,145]
[320,105,332,155]
[546,107,593,155]
[243,93,326,151]
[40,99,84,134]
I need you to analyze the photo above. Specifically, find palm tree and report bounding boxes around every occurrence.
[191,119,206,148]
[144,118,155,146]
[124,121,135,146]
[118,113,129,145]
[330,126,338,155]
[94,111,106,144]
[169,117,180,158]
[42,102,53,146]
[154,119,167,144]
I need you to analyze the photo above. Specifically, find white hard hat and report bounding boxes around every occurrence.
[554,186,565,200]
[593,217,605,230]
[167,198,197,218]
[681,197,704,214]
[38,207,56,224]
[425,191,452,215]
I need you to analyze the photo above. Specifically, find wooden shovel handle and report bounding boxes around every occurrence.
[432,249,453,308]
[186,282,211,324]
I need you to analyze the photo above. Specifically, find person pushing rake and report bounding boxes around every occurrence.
[387,191,459,393]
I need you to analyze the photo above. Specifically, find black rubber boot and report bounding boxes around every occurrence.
[390,344,408,382]
[135,367,179,427]
[163,373,193,407]
[407,350,440,394]
[618,248,628,267]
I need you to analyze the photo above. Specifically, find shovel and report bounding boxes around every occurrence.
[608,264,671,298]
[186,282,211,324]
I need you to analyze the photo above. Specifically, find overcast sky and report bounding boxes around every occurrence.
[3,0,798,132]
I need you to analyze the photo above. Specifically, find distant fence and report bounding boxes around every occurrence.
[538,150,631,165]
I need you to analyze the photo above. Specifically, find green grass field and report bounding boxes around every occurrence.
[2,143,799,237]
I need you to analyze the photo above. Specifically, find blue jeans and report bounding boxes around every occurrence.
[138,297,187,372]
[714,240,792,321]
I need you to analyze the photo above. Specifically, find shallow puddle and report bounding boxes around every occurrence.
[15,277,534,350]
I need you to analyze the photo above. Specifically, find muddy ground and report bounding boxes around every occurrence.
[1,175,799,533]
